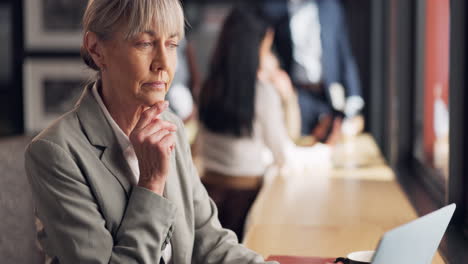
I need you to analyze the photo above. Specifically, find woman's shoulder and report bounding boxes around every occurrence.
[255,79,281,106]
[256,79,278,94]
[28,109,83,155]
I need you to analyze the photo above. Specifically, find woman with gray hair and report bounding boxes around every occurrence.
[25,0,277,263]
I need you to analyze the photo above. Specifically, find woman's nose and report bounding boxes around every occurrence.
[151,46,169,72]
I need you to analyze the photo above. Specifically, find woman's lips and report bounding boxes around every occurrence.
[144,81,166,91]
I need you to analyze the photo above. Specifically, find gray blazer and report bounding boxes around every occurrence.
[25,83,276,264]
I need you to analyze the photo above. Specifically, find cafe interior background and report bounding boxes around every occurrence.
[1,0,467,263]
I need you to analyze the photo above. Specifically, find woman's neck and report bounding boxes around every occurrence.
[98,80,146,137]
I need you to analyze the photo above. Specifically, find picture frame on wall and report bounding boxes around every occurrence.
[23,59,93,132]
[0,3,12,83]
[24,0,87,50]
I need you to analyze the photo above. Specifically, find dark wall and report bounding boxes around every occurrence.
[343,0,372,131]
[0,0,23,136]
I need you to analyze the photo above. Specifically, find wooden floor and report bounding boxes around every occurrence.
[242,134,444,263]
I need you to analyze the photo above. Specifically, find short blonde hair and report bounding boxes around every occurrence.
[81,0,185,71]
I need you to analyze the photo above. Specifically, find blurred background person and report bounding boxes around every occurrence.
[166,37,201,146]
[198,6,331,241]
[259,49,302,142]
[166,38,200,123]
[258,0,365,142]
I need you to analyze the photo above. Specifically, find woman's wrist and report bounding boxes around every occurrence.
[137,178,166,195]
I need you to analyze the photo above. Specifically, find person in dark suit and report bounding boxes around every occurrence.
[258,0,364,141]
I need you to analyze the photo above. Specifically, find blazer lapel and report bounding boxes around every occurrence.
[75,83,132,196]
[100,145,132,197]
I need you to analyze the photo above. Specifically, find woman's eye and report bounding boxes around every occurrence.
[138,42,153,48]
[168,43,179,49]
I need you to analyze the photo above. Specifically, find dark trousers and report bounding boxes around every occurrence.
[296,85,333,135]
[202,171,262,242]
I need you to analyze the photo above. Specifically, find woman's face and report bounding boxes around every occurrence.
[100,24,179,107]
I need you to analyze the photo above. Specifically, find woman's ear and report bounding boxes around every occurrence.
[84,32,106,70]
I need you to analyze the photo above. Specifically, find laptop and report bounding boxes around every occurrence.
[370,203,456,264]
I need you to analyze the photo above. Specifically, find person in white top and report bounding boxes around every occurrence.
[198,7,331,241]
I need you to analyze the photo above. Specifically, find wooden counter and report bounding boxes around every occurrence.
[243,134,444,263]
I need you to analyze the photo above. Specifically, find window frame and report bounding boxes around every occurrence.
[370,0,468,262]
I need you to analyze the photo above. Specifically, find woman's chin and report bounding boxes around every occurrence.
[138,93,167,107]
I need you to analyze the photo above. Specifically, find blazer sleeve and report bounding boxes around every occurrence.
[25,139,177,264]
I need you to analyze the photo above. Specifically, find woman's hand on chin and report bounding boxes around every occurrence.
[130,101,177,195]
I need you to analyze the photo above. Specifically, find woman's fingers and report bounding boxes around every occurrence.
[130,101,177,194]
[148,129,171,145]
[133,101,169,131]
[158,133,176,155]
[140,119,177,138]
